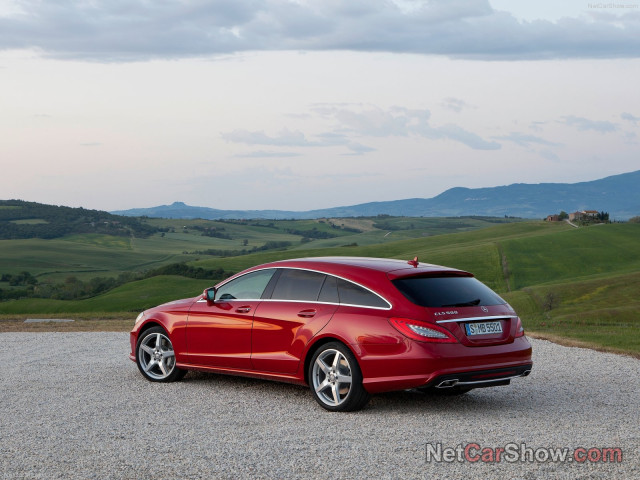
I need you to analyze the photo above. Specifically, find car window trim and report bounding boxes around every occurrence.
[212,266,392,310]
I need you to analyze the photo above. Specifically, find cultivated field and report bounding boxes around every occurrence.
[1,217,639,355]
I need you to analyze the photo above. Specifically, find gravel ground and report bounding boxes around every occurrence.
[1,333,638,479]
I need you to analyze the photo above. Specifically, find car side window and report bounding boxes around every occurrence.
[216,269,276,300]
[337,278,389,308]
[270,269,326,301]
[318,275,339,303]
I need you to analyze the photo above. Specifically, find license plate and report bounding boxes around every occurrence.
[465,321,503,336]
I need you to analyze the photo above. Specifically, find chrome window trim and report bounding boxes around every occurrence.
[436,315,517,324]
[209,266,393,310]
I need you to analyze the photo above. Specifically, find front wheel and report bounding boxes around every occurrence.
[309,342,370,412]
[136,327,186,382]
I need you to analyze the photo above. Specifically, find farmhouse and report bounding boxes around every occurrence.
[569,210,599,221]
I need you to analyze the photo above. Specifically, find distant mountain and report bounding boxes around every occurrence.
[112,170,640,220]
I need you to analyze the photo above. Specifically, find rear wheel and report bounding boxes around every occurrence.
[309,342,370,412]
[136,326,186,382]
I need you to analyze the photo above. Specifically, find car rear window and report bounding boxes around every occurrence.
[392,275,506,307]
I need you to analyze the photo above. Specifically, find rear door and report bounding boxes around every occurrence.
[251,269,338,373]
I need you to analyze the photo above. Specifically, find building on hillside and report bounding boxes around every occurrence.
[569,210,600,221]
[546,214,560,222]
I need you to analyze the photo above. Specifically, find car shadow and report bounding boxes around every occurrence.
[180,370,530,414]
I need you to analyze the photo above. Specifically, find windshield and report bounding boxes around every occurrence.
[392,275,506,308]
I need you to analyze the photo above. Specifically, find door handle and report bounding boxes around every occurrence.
[235,306,252,313]
[297,309,317,318]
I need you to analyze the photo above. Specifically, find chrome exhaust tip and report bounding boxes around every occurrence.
[435,379,459,388]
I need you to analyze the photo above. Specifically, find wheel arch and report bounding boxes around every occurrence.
[303,336,360,386]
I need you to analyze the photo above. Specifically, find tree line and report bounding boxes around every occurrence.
[0,200,158,239]
[0,264,233,301]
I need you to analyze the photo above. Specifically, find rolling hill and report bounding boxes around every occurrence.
[112,170,640,220]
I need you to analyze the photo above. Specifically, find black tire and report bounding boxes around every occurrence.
[308,342,370,412]
[136,326,187,382]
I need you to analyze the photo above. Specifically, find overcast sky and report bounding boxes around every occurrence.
[1,0,639,211]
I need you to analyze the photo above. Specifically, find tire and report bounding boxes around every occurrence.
[136,326,186,382]
[309,342,370,412]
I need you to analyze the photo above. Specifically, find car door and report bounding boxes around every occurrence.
[251,269,338,374]
[186,268,276,369]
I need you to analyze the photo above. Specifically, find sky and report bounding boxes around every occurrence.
[1,0,639,212]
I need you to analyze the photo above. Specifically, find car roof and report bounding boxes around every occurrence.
[257,256,468,278]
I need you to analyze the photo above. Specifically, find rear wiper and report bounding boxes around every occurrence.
[442,298,481,307]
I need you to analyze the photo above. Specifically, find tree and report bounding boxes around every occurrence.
[558,211,568,220]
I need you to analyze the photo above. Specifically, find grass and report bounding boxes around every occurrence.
[10,218,49,225]
[0,276,215,314]
[1,218,639,357]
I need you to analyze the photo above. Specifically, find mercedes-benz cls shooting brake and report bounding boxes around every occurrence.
[130,257,532,411]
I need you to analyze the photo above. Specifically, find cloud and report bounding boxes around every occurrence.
[529,121,546,133]
[441,97,473,113]
[621,112,639,125]
[316,104,500,150]
[538,149,560,162]
[233,150,302,158]
[221,129,313,146]
[1,0,639,61]
[434,124,500,150]
[493,132,561,147]
[222,127,376,154]
[344,143,377,155]
[560,115,618,133]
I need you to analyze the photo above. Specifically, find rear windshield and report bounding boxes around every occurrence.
[392,276,506,308]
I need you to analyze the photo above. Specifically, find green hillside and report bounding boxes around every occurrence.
[1,217,639,355]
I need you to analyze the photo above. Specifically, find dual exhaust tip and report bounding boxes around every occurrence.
[435,369,531,389]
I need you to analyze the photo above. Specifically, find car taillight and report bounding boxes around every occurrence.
[515,317,525,337]
[389,318,458,343]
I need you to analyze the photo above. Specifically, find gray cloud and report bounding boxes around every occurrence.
[434,124,500,150]
[621,112,639,125]
[233,150,302,158]
[560,115,618,133]
[1,0,639,61]
[344,143,377,155]
[493,132,561,147]
[316,105,500,150]
[538,148,560,162]
[441,97,473,113]
[222,127,376,154]
[221,129,312,146]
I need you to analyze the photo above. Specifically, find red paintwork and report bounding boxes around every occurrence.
[130,257,533,393]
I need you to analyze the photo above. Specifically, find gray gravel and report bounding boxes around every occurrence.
[1,333,638,479]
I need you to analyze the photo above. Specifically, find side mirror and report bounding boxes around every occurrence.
[202,287,216,302]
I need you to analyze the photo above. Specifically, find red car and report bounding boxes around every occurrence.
[130,257,532,411]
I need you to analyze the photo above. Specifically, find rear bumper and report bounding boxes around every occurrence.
[357,336,533,393]
[426,364,532,389]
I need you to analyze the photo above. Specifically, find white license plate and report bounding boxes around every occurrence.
[465,321,503,336]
